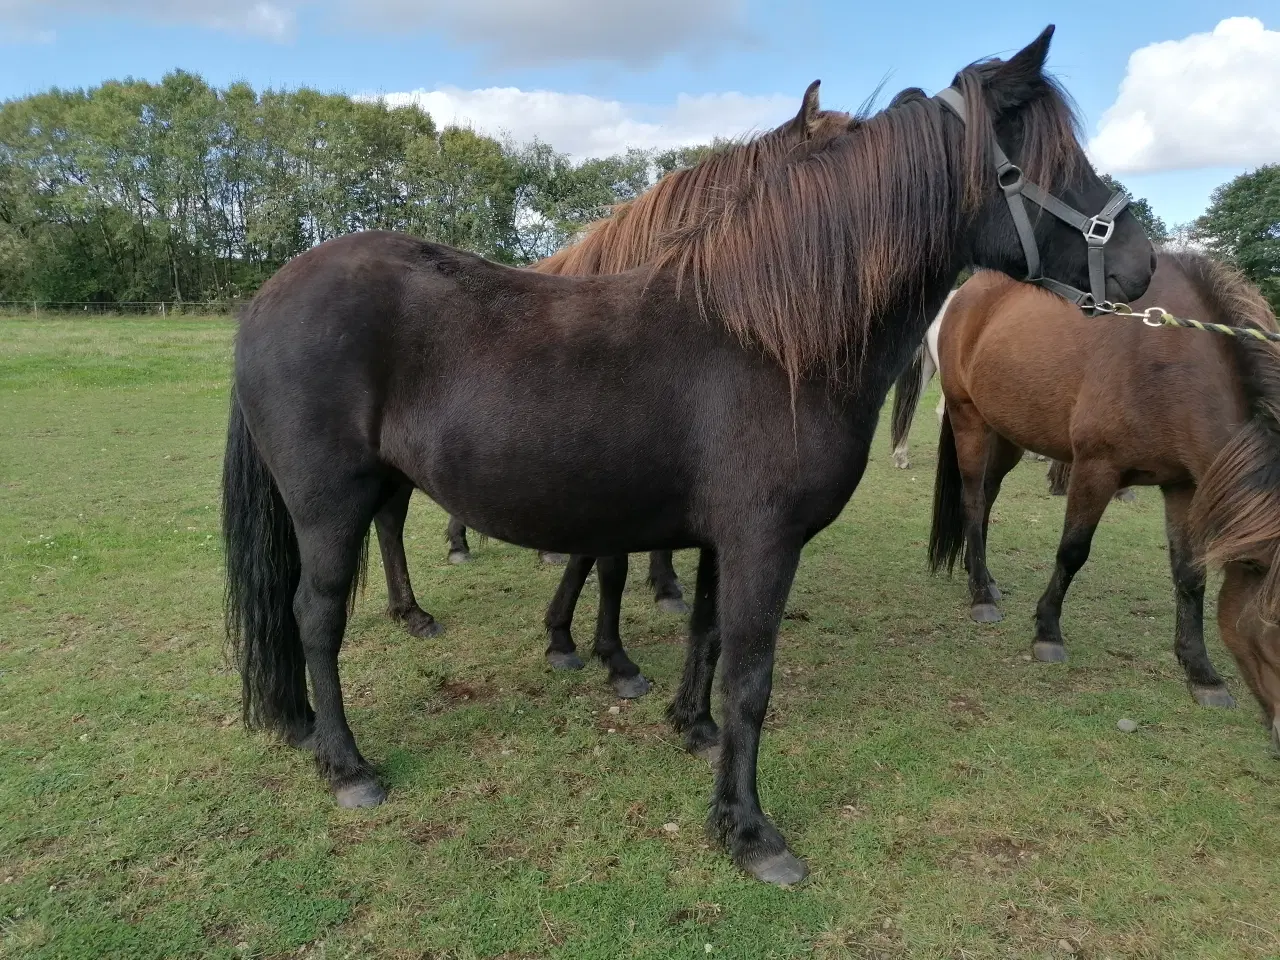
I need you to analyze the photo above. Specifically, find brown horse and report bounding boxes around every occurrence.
[372,83,858,698]
[224,27,1156,882]
[929,252,1280,729]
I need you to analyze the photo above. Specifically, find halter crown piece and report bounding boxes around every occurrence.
[934,86,1130,313]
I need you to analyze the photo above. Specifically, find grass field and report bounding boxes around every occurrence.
[2,316,1278,960]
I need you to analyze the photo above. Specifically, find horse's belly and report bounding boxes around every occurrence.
[395,407,692,555]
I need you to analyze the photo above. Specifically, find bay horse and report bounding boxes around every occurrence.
[374,84,857,700]
[889,301,1136,507]
[928,252,1279,716]
[222,26,1155,884]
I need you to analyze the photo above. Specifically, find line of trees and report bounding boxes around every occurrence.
[0,71,708,304]
[1,72,1276,314]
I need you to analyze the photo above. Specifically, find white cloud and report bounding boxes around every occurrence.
[1090,17,1280,174]
[341,0,750,66]
[0,0,749,62]
[0,0,297,41]
[371,86,799,159]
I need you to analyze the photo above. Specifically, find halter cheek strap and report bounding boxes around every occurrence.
[934,86,1130,311]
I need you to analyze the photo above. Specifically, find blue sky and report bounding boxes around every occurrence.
[2,2,1277,227]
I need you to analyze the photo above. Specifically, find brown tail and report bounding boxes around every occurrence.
[1047,460,1071,496]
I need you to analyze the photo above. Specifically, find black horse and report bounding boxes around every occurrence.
[377,84,857,699]
[223,26,1154,884]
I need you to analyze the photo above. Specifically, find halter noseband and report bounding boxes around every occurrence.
[935,86,1130,312]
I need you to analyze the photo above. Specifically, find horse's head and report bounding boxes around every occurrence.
[784,79,858,143]
[1218,562,1280,757]
[955,26,1155,306]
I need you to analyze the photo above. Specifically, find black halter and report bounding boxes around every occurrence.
[935,86,1130,311]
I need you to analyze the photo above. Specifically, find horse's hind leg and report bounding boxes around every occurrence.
[648,550,688,615]
[980,435,1024,603]
[1163,485,1234,708]
[1031,458,1118,663]
[544,555,594,671]
[445,516,471,563]
[668,548,721,762]
[593,553,650,699]
[375,482,442,638]
[948,403,1003,622]
[293,477,387,808]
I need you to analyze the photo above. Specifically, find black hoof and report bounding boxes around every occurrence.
[1190,684,1236,709]
[288,725,317,752]
[742,850,808,886]
[546,650,585,671]
[656,596,690,616]
[1032,640,1068,663]
[1114,488,1136,503]
[612,673,651,699]
[971,603,1003,624]
[539,552,568,565]
[403,611,443,639]
[447,550,471,565]
[335,779,387,809]
[692,741,721,766]
[682,724,721,764]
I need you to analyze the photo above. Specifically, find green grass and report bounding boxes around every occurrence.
[2,316,1278,960]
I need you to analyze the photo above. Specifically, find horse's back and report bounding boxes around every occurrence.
[939,263,1246,478]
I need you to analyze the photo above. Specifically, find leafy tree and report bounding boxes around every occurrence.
[1193,165,1280,314]
[0,72,715,303]
[1100,174,1168,245]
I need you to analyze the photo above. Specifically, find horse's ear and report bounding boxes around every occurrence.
[792,80,822,133]
[989,25,1054,107]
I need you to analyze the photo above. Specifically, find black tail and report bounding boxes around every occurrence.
[928,411,965,574]
[890,343,926,452]
[222,388,310,737]
[1046,460,1071,496]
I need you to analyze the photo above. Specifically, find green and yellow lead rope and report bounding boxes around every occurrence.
[1096,303,1280,343]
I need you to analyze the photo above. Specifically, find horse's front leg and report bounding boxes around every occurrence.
[1032,458,1116,663]
[592,554,651,699]
[1163,485,1234,707]
[445,516,471,564]
[668,548,720,761]
[707,535,806,885]
[374,483,442,638]
[647,550,688,615]
[544,555,595,671]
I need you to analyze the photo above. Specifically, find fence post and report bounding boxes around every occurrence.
[32,300,37,318]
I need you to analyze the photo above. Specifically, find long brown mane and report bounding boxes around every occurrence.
[533,90,855,278]
[650,63,1083,391]
[1185,252,1280,619]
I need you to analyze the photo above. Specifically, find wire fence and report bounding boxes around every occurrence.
[0,300,241,317]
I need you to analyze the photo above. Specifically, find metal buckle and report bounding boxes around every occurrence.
[997,164,1025,195]
[1084,216,1114,245]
